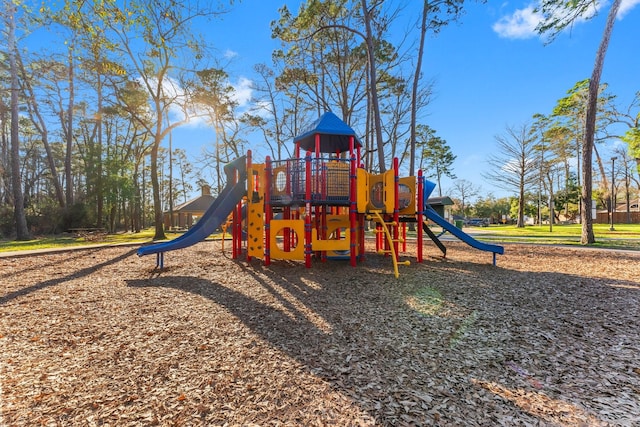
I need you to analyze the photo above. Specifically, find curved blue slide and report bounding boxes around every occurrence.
[423,206,504,256]
[138,156,246,265]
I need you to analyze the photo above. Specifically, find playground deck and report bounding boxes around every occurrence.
[1,242,639,425]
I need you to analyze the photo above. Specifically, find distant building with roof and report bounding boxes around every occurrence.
[427,196,454,221]
[163,185,215,230]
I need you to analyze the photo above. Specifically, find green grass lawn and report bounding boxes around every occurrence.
[2,223,639,254]
[483,223,640,238]
[455,222,640,250]
[0,228,226,254]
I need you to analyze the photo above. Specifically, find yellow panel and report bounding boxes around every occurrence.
[327,229,362,258]
[247,163,266,258]
[368,174,385,211]
[398,177,416,215]
[326,218,354,255]
[384,169,395,214]
[356,168,369,213]
[312,230,350,251]
[247,204,264,258]
[312,215,351,252]
[326,214,350,229]
[270,219,305,260]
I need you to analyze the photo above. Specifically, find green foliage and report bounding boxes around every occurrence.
[553,173,581,218]
[18,202,90,235]
[552,78,589,117]
[624,127,640,170]
[473,195,511,223]
[509,198,520,221]
[535,1,601,41]
[0,206,15,238]
[423,0,467,35]
[416,124,456,194]
[551,79,615,141]
[592,186,609,210]
[270,0,370,120]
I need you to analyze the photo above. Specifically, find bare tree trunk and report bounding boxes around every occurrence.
[133,169,142,233]
[592,142,608,191]
[625,165,631,223]
[65,44,75,208]
[581,0,621,244]
[96,74,104,228]
[8,3,30,240]
[151,106,167,240]
[0,105,10,205]
[168,125,174,229]
[17,55,66,208]
[360,0,386,173]
[517,183,525,228]
[150,140,166,240]
[410,1,429,177]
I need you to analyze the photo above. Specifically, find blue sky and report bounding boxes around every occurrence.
[176,1,640,199]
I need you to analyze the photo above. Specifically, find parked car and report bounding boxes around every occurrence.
[465,218,489,227]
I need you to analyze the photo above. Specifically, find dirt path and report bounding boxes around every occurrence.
[1,242,639,425]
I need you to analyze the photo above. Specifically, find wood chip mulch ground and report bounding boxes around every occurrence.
[1,240,639,426]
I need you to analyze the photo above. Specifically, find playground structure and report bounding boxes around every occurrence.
[138,112,503,276]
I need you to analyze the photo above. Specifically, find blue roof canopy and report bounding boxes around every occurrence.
[294,112,363,153]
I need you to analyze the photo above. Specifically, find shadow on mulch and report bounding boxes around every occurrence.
[0,248,138,305]
[126,249,640,425]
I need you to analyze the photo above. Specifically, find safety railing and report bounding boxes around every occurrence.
[269,157,351,206]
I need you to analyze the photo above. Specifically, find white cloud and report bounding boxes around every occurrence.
[136,74,254,130]
[492,5,542,39]
[224,49,238,59]
[248,100,275,119]
[492,0,638,40]
[619,0,640,17]
[232,77,253,107]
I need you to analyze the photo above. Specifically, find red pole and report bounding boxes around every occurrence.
[231,163,238,259]
[321,205,327,262]
[349,150,357,267]
[314,133,321,200]
[235,191,242,259]
[237,157,244,259]
[246,151,253,262]
[358,210,365,261]
[265,156,272,266]
[284,161,291,253]
[230,161,239,259]
[417,170,424,263]
[402,222,407,252]
[393,158,400,262]
[348,139,364,260]
[305,152,312,268]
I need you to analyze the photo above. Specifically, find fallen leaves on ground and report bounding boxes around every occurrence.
[1,242,639,425]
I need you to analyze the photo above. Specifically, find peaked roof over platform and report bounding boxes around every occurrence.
[294,111,363,153]
[168,185,214,214]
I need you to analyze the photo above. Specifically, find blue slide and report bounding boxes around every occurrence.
[138,156,246,265]
[423,206,504,257]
